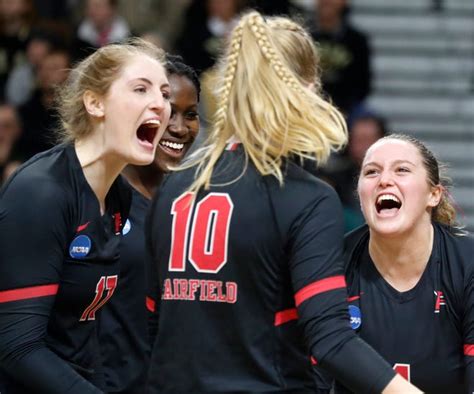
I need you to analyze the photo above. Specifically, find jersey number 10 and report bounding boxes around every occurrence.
[168,192,234,274]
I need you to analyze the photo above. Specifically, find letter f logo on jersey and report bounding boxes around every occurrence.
[434,290,446,314]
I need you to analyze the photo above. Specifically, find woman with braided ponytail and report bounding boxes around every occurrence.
[146,11,421,393]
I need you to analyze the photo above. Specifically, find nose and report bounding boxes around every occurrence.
[378,170,394,187]
[149,92,166,113]
[167,113,187,136]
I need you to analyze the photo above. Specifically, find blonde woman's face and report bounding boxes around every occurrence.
[98,54,171,166]
[357,139,441,236]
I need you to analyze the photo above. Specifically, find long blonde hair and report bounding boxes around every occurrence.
[183,11,347,192]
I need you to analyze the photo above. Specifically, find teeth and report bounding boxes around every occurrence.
[160,140,184,150]
[143,119,161,126]
[377,194,400,204]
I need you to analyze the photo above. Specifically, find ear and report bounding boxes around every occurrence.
[83,90,105,118]
[428,184,443,208]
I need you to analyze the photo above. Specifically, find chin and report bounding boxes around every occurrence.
[129,151,156,166]
[371,220,410,238]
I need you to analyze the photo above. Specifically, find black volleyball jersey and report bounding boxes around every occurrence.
[100,187,151,393]
[338,224,474,393]
[0,144,130,393]
[146,144,398,394]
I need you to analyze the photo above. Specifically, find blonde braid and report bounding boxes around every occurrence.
[185,22,245,192]
[247,12,304,94]
[178,10,347,193]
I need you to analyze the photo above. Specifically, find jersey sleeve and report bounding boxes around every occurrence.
[0,174,102,393]
[462,239,474,392]
[287,188,396,393]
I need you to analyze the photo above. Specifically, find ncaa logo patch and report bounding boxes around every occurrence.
[348,305,362,330]
[122,219,131,235]
[69,235,91,259]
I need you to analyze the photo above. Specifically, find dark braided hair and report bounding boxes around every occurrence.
[165,54,201,101]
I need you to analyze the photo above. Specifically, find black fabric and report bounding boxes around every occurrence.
[100,187,151,394]
[333,223,474,393]
[145,145,396,393]
[0,144,131,393]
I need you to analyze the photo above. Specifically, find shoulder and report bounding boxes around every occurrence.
[1,145,73,207]
[343,225,369,268]
[283,160,341,201]
[436,223,474,275]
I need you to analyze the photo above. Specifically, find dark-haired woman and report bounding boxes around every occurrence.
[336,134,474,393]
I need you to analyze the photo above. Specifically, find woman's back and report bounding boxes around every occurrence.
[147,144,350,393]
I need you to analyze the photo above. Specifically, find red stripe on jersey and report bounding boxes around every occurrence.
[0,284,59,303]
[464,344,474,356]
[146,296,156,312]
[274,308,298,326]
[76,222,90,232]
[310,356,318,365]
[294,276,346,307]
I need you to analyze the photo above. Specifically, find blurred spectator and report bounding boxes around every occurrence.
[118,0,191,51]
[17,49,70,159]
[72,0,131,61]
[176,0,247,127]
[247,0,292,15]
[334,112,387,231]
[5,30,55,106]
[0,102,22,185]
[306,111,387,231]
[309,0,371,116]
[0,0,37,99]
[176,0,246,74]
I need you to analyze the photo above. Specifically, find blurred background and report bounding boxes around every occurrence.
[0,0,473,232]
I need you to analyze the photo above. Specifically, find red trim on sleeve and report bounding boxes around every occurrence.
[464,344,474,356]
[294,276,346,307]
[146,296,156,312]
[347,295,360,302]
[310,356,318,365]
[274,308,298,326]
[0,284,59,303]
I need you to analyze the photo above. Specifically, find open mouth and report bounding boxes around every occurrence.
[376,194,402,215]
[137,120,160,148]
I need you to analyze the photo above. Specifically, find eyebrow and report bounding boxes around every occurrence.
[363,159,417,168]
[130,77,170,89]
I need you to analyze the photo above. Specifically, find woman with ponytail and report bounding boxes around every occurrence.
[146,11,421,393]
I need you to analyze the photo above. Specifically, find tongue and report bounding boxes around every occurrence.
[379,207,399,216]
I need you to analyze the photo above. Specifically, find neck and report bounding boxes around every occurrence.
[122,164,164,200]
[75,139,126,214]
[368,220,434,292]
